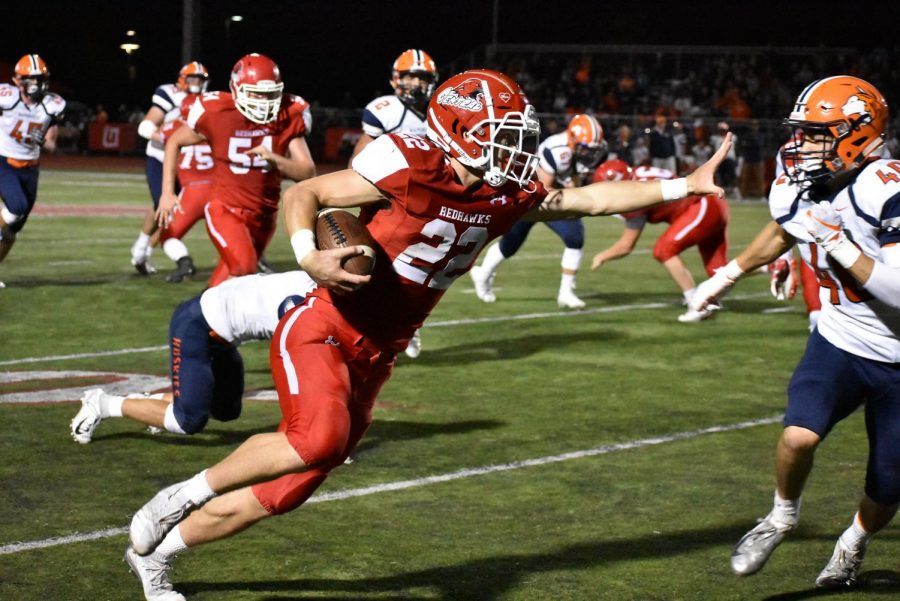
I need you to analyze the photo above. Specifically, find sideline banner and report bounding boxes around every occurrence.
[87,122,139,152]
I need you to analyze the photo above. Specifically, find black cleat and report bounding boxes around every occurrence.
[166,256,196,283]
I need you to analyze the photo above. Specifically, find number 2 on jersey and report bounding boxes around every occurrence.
[393,219,488,289]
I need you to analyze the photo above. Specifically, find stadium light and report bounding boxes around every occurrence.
[229,15,243,22]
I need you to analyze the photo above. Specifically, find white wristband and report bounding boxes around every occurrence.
[660,178,689,201]
[290,229,316,266]
[137,120,157,140]
[828,240,862,269]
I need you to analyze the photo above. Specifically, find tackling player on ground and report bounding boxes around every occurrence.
[689,76,900,587]
[122,69,732,601]
[0,55,65,289]
[70,271,314,442]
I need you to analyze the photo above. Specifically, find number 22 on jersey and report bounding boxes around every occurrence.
[393,219,488,290]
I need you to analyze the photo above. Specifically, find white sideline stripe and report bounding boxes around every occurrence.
[0,415,783,555]
[0,346,168,367]
[0,292,772,366]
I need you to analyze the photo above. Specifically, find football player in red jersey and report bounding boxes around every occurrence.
[156,53,315,287]
[125,70,732,599]
[589,160,730,322]
[156,94,214,282]
[130,61,209,276]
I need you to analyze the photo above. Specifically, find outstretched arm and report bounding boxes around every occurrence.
[690,221,796,311]
[528,133,732,220]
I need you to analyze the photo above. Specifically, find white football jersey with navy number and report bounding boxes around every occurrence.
[145,83,188,161]
[769,159,900,362]
[0,84,65,160]
[537,132,574,186]
[360,95,426,139]
[200,271,316,344]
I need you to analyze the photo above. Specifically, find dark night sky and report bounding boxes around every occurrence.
[3,1,895,111]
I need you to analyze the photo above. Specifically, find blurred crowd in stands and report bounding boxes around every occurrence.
[62,44,900,198]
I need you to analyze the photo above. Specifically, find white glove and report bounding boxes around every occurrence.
[801,202,861,268]
[689,259,744,311]
[769,256,797,301]
[29,127,45,146]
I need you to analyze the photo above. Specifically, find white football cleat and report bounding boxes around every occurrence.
[470,265,496,303]
[404,330,422,359]
[815,539,865,588]
[677,305,718,323]
[71,388,105,444]
[124,545,185,601]
[731,515,794,575]
[557,287,586,310]
[131,243,157,276]
[130,481,199,556]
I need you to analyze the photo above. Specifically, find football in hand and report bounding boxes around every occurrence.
[315,209,377,276]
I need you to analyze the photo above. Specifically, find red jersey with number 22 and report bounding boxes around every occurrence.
[317,133,547,351]
[187,91,310,212]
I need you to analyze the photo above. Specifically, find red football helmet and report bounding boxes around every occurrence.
[230,53,284,124]
[592,159,633,183]
[782,76,888,192]
[567,114,607,171]
[13,54,49,101]
[177,61,209,94]
[426,69,539,190]
[391,49,438,110]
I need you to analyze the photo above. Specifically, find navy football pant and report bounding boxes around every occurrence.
[169,297,244,434]
[786,328,900,504]
[0,159,39,233]
[498,218,585,257]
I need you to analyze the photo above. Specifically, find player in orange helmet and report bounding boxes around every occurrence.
[130,61,209,278]
[350,49,438,162]
[0,55,66,287]
[124,69,732,599]
[351,49,439,358]
[471,113,607,309]
[688,76,900,587]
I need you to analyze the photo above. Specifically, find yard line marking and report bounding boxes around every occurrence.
[0,346,168,367]
[0,414,783,555]
[0,527,128,555]
[0,292,773,366]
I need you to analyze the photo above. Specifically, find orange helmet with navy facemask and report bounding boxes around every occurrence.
[177,61,209,95]
[391,49,438,111]
[781,76,888,194]
[13,54,50,101]
[567,114,607,172]
[426,69,540,190]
